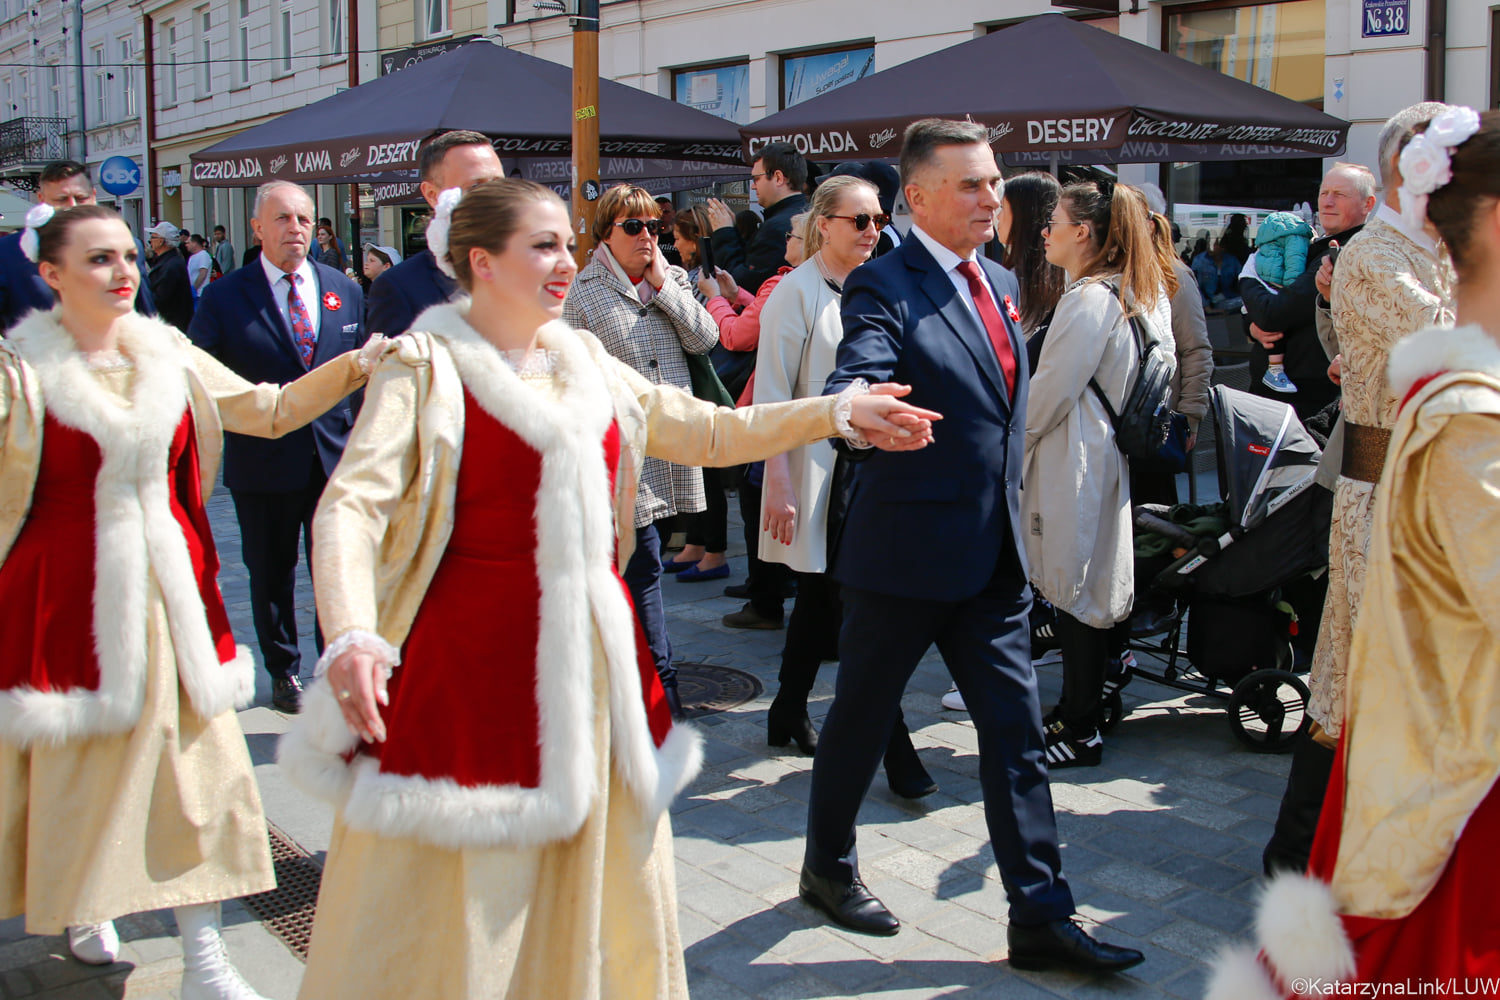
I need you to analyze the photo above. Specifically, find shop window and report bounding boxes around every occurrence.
[419,0,449,40]
[780,43,873,109]
[672,61,750,124]
[1166,0,1326,106]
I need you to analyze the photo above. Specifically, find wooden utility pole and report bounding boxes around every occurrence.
[571,0,600,264]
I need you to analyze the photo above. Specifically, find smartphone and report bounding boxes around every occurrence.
[700,236,718,278]
[1327,246,1340,267]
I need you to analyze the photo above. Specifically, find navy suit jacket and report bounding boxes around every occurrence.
[0,231,156,334]
[187,260,367,493]
[365,249,459,336]
[825,235,1030,603]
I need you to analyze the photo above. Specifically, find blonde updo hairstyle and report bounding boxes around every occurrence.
[442,178,563,291]
[803,175,878,258]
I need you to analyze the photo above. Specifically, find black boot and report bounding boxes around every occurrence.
[663,684,686,722]
[884,716,937,799]
[767,693,818,754]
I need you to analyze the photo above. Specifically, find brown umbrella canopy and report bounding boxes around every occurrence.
[739,14,1347,166]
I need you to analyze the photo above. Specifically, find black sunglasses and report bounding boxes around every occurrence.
[827,213,891,232]
[611,218,661,236]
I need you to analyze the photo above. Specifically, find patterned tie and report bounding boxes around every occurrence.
[955,260,1017,397]
[284,273,316,366]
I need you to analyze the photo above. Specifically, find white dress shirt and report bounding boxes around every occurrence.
[259,252,322,343]
[908,224,1004,322]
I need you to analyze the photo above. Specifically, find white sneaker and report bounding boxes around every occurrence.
[66,921,120,965]
[941,686,968,711]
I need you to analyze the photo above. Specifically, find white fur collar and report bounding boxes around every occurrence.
[1388,324,1500,400]
[0,309,253,746]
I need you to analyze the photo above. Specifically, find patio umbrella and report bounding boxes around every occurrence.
[739,13,1347,166]
[190,38,747,189]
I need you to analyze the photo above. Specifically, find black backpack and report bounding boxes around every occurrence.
[1088,284,1175,460]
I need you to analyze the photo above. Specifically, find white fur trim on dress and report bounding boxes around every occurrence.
[1256,873,1356,985]
[278,306,700,848]
[0,311,252,746]
[1204,945,1282,1000]
[1388,324,1500,400]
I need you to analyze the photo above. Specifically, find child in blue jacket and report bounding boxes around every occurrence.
[1251,211,1315,393]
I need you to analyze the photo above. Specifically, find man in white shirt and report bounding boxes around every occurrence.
[186,233,213,297]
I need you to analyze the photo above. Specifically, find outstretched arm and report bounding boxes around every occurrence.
[189,336,387,438]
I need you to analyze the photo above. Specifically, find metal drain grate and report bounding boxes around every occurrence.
[674,662,762,718]
[241,825,323,962]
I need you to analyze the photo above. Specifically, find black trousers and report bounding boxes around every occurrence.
[737,473,790,620]
[806,573,1075,926]
[1054,611,1130,735]
[683,467,729,554]
[231,464,327,683]
[1264,734,1336,875]
[777,572,841,699]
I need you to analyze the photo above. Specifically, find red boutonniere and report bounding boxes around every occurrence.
[323,292,342,312]
[1003,295,1021,323]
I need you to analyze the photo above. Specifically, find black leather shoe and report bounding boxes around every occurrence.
[798,868,900,936]
[767,699,818,754]
[663,685,686,721]
[1007,918,1144,973]
[271,675,303,714]
[884,733,938,799]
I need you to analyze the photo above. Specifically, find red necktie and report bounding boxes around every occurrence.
[284,273,316,366]
[956,260,1017,397]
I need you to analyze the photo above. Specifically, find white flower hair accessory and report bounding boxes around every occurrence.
[425,186,463,279]
[1398,105,1481,233]
[18,202,56,264]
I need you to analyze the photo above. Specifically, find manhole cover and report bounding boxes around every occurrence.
[674,662,762,718]
[241,825,322,962]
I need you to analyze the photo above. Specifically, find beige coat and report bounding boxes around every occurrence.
[753,260,844,574]
[1022,278,1173,628]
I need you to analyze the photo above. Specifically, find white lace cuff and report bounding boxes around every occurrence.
[833,378,875,449]
[314,629,401,678]
[355,334,388,374]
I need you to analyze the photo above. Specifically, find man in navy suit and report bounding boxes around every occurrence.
[799,120,1142,974]
[365,130,503,336]
[189,180,367,713]
[0,160,155,333]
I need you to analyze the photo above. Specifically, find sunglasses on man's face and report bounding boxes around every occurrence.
[828,213,891,232]
[611,218,661,237]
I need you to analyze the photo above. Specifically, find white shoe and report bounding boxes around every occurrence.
[176,904,269,1000]
[941,686,968,711]
[66,921,120,965]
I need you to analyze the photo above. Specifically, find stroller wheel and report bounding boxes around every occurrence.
[1100,690,1125,733]
[1226,668,1310,753]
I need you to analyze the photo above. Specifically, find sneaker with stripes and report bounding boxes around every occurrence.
[1043,720,1103,769]
[1032,621,1062,663]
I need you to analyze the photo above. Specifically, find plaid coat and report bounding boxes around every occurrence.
[564,253,720,527]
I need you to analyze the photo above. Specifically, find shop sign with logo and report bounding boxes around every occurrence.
[99,156,141,197]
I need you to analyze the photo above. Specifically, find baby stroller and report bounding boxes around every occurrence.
[1113,386,1333,752]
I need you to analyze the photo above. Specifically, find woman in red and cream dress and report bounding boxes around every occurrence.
[279,178,940,1000]
[0,202,383,1000]
[1209,106,1500,995]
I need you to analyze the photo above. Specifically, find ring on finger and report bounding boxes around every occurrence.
[338,689,353,701]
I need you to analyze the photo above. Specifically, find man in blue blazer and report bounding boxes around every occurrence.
[188,180,367,713]
[0,160,155,333]
[365,130,503,335]
[800,120,1142,974]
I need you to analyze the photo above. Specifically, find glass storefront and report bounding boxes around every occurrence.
[1167,0,1325,106]
[1164,0,1328,233]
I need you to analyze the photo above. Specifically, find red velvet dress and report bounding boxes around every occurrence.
[0,374,272,933]
[1307,739,1500,980]
[299,387,688,1000]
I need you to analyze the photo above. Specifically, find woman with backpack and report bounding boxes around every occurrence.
[1024,179,1174,769]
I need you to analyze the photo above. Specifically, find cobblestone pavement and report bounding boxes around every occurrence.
[2,475,1289,998]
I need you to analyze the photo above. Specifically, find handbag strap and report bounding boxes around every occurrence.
[1086,280,1148,430]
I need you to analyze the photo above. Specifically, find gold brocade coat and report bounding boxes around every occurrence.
[1331,324,1500,919]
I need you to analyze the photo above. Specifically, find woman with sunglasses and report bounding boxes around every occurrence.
[564,185,720,718]
[753,177,934,795]
[1025,179,1173,770]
